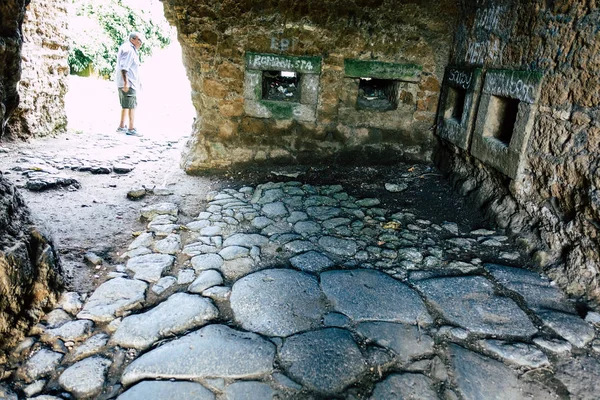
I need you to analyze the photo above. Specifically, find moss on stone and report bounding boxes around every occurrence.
[261,100,296,120]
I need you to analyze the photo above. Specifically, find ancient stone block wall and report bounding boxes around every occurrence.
[6,0,69,139]
[0,0,28,139]
[437,0,600,304]
[161,0,457,172]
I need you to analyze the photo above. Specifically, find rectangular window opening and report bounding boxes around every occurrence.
[357,78,399,111]
[483,96,520,146]
[444,86,467,123]
[262,70,301,102]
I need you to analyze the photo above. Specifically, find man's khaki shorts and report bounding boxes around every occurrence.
[118,88,137,109]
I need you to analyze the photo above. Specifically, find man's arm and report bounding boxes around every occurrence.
[121,70,129,92]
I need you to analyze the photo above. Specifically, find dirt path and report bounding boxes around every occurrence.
[0,43,217,292]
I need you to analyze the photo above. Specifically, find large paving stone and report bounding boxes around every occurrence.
[279,328,367,395]
[414,275,537,337]
[318,236,357,256]
[289,251,335,273]
[118,381,215,400]
[555,356,600,400]
[225,381,274,400]
[479,340,549,368]
[111,293,218,350]
[356,322,435,364]
[58,357,111,398]
[121,325,275,386]
[230,269,328,336]
[77,278,147,323]
[126,254,175,282]
[449,344,559,400]
[321,269,432,324]
[369,373,438,400]
[486,264,594,347]
[223,233,269,247]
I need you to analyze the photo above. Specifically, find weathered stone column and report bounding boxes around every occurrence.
[7,0,70,139]
[0,0,29,138]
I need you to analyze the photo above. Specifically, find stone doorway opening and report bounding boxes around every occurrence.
[65,0,194,144]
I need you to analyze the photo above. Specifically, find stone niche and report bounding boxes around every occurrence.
[436,66,483,150]
[470,69,544,179]
[162,0,457,172]
[339,59,422,130]
[244,52,322,122]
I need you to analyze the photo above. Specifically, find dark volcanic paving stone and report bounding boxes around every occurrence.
[414,275,537,337]
[321,269,432,324]
[279,328,367,395]
[230,269,328,336]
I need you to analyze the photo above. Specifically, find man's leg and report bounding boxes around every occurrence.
[119,108,128,129]
[128,108,136,130]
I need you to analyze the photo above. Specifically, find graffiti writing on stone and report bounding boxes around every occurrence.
[475,6,505,31]
[484,71,541,104]
[246,53,321,74]
[466,39,500,64]
[448,69,473,90]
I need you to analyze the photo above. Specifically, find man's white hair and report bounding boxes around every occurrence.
[129,32,144,42]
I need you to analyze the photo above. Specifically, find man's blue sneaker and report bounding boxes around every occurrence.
[126,128,142,137]
[116,126,128,133]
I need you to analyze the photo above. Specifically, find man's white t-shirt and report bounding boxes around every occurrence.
[115,41,141,90]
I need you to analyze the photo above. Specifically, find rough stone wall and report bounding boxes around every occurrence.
[5,0,69,139]
[0,0,63,360]
[437,0,600,305]
[162,0,457,172]
[0,0,28,139]
[0,174,63,361]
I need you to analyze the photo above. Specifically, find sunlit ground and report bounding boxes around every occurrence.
[65,40,195,143]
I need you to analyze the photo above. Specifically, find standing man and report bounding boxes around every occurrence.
[116,32,143,136]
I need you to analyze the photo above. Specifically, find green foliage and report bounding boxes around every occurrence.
[69,0,173,78]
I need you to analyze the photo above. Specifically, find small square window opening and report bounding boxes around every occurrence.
[444,86,467,123]
[262,70,301,102]
[357,78,399,111]
[483,96,520,146]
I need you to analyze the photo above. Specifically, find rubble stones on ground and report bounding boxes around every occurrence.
[77,278,147,323]
[58,357,111,398]
[126,253,175,282]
